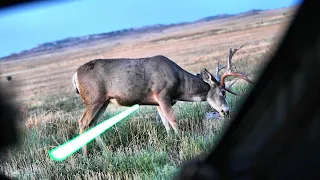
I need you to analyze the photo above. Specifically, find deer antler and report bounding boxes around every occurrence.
[220,46,254,95]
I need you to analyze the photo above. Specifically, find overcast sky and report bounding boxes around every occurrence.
[0,0,301,58]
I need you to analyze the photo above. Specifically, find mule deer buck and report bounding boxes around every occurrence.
[72,45,253,156]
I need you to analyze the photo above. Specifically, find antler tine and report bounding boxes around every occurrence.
[220,45,253,92]
[215,63,220,81]
[226,79,238,89]
[227,45,244,71]
[224,87,241,96]
[223,79,240,96]
[215,60,226,82]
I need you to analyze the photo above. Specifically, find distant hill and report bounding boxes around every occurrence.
[0,8,265,61]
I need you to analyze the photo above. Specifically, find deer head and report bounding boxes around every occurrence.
[198,45,253,116]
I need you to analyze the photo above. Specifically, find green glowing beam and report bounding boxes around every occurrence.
[49,104,140,161]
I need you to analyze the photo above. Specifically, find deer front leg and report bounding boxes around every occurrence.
[157,99,179,135]
[156,106,171,134]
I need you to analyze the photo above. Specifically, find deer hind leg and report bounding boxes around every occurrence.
[157,99,179,134]
[78,100,108,156]
[156,106,170,134]
[91,102,109,154]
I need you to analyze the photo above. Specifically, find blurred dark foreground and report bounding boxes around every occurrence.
[0,82,19,179]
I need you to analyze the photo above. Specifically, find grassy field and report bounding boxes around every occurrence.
[0,6,296,180]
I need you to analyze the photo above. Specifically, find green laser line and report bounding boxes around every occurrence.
[49,104,140,161]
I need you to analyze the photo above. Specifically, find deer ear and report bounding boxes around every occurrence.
[200,68,214,84]
[200,68,220,85]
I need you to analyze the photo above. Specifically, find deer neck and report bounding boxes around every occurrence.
[178,71,210,102]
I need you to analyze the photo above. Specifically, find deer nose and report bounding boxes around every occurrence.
[224,110,230,115]
[221,106,230,116]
